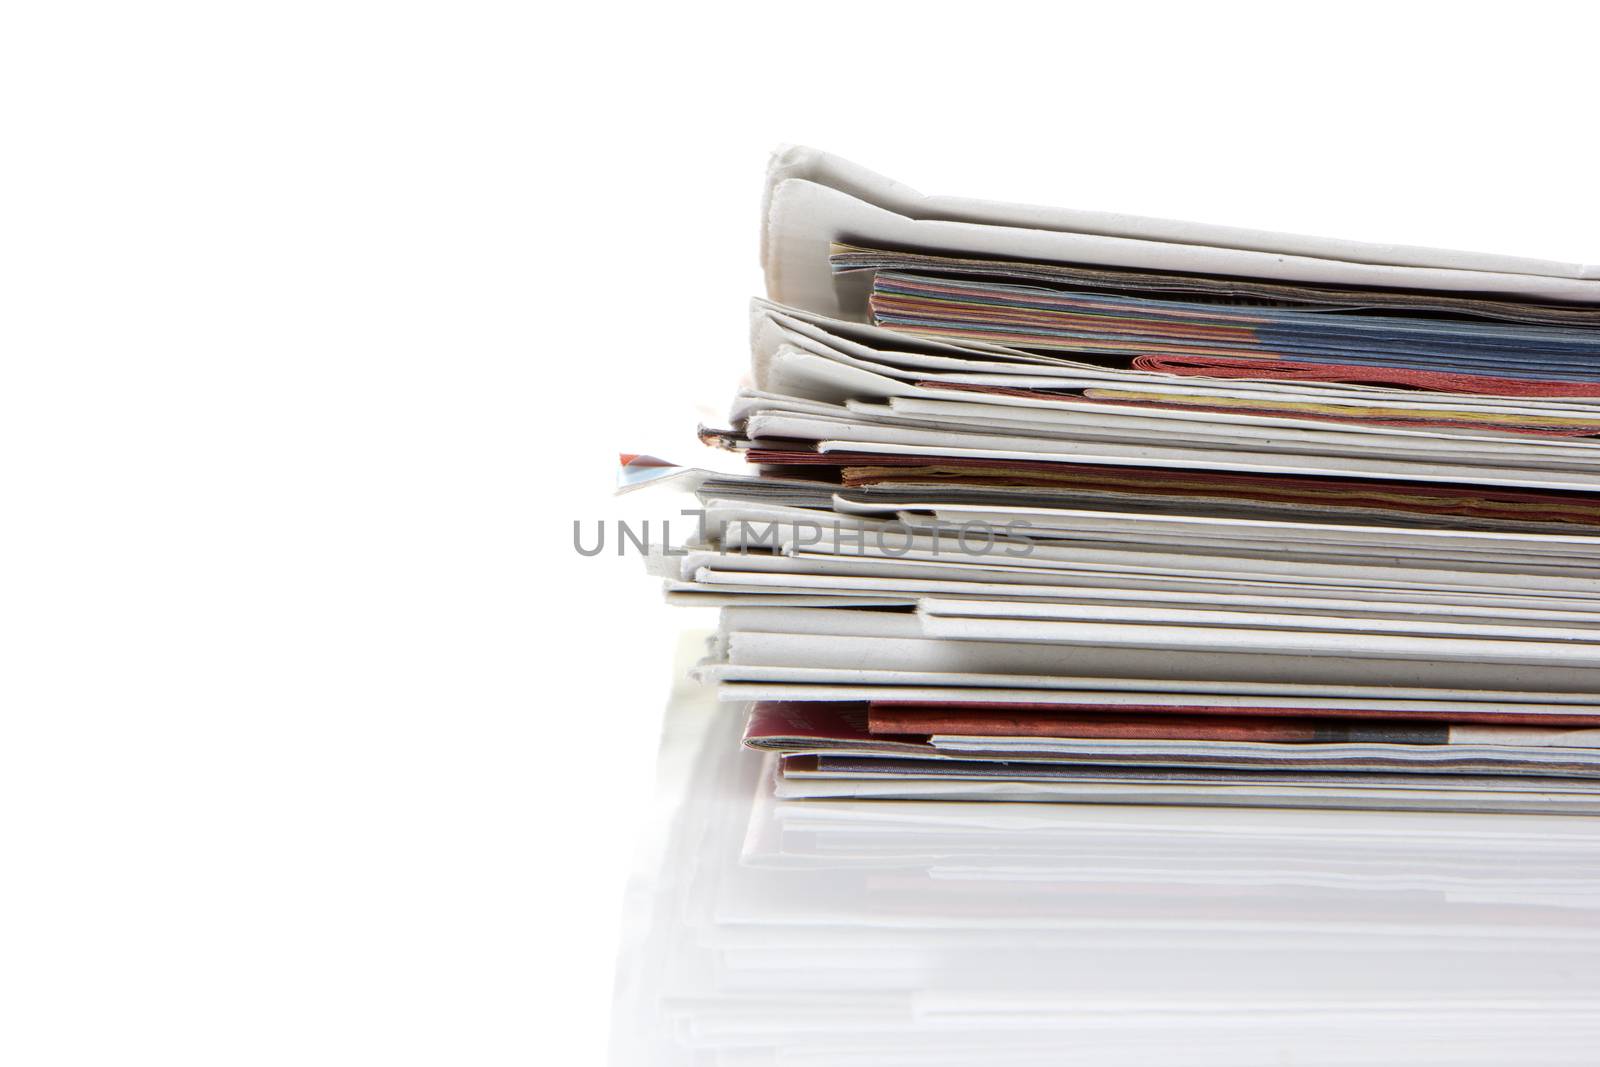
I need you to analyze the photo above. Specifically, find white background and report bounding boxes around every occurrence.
[4,2,1599,1064]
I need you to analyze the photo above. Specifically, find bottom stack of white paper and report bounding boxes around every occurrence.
[610,638,1600,1065]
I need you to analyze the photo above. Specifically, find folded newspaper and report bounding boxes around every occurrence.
[637,145,1600,814]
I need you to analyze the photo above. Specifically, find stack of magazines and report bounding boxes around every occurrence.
[637,146,1600,814]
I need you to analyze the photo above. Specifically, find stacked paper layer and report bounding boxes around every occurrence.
[642,147,1600,813]
[611,684,1600,1064]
